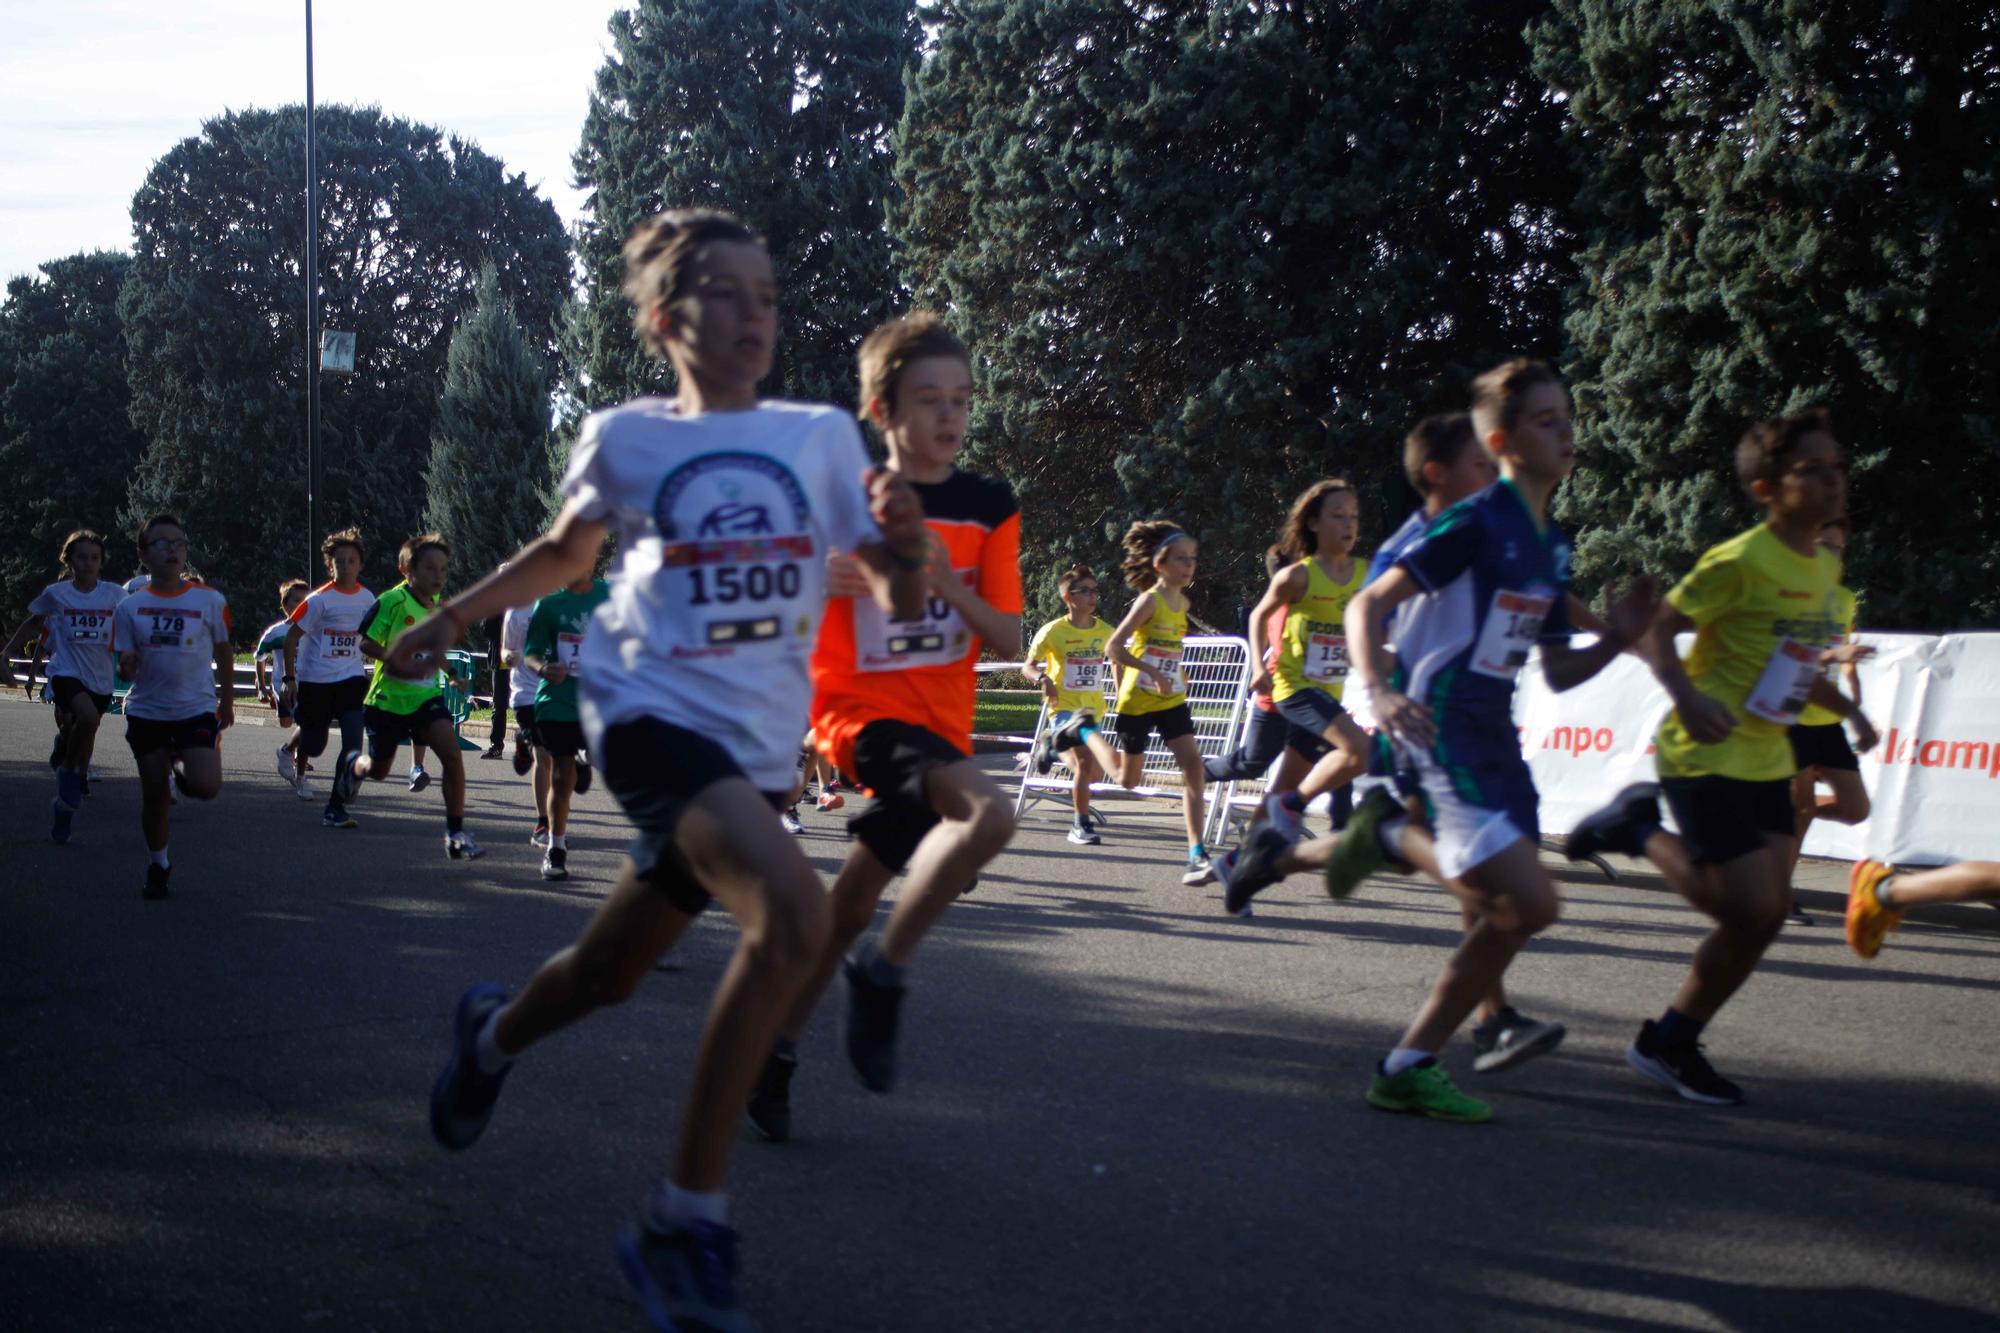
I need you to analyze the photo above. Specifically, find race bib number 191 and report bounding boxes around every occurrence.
[1139,644,1184,695]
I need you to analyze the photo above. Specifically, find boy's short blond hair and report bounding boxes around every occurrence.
[858,311,969,416]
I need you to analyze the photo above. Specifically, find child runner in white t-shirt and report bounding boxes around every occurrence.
[392,209,930,1332]
[1,528,126,842]
[281,528,377,827]
[112,513,233,900]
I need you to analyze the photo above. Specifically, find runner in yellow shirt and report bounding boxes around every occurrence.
[1025,564,1117,844]
[1565,408,1864,1106]
[1239,479,1373,857]
[1103,521,1211,884]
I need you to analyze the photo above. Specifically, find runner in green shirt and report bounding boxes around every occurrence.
[331,534,483,858]
[521,574,609,880]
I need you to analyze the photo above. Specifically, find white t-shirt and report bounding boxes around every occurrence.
[113,584,232,720]
[289,582,377,684]
[563,398,881,788]
[28,580,127,694]
[501,603,539,706]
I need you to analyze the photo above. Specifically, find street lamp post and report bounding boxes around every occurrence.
[305,0,320,574]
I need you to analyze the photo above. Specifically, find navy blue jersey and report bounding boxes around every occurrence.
[1390,479,1572,734]
[1369,510,1429,586]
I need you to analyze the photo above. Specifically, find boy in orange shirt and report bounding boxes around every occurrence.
[748,312,1022,1142]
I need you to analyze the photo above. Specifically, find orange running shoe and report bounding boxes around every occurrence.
[1845,859,1903,959]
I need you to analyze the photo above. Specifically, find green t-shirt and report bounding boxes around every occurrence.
[362,582,445,714]
[523,580,609,723]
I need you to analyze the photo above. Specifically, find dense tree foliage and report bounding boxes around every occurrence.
[895,0,1574,625]
[1533,1,2000,625]
[563,0,919,426]
[119,105,570,608]
[0,253,149,616]
[424,264,554,601]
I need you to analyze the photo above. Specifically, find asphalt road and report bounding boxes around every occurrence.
[4,697,1999,1332]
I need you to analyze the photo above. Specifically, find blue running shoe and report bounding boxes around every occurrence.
[429,983,511,1150]
[322,805,358,829]
[50,797,73,845]
[332,749,362,806]
[617,1220,753,1333]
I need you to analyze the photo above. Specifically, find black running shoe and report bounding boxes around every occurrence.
[1625,1020,1744,1105]
[842,957,904,1093]
[408,766,431,793]
[480,740,506,760]
[616,1219,751,1333]
[1220,826,1290,916]
[1470,1007,1567,1073]
[1033,712,1090,775]
[541,846,568,881]
[430,983,511,1149]
[510,737,532,777]
[746,1049,797,1143]
[1564,783,1661,862]
[332,749,362,805]
[143,863,170,901]
[573,760,592,795]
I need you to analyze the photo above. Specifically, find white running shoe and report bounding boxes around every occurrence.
[780,808,805,835]
[276,744,296,782]
[293,772,313,800]
[446,831,485,860]
[1182,855,1216,886]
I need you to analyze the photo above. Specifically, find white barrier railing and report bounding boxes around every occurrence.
[1516,631,2000,866]
[1012,635,1256,833]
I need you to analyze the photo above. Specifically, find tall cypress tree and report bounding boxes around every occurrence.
[0,252,148,615]
[1532,2,2000,625]
[895,0,1575,625]
[564,0,919,422]
[423,264,554,593]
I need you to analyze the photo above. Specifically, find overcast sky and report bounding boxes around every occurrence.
[0,0,627,286]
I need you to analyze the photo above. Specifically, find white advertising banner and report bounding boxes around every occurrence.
[1516,633,2000,865]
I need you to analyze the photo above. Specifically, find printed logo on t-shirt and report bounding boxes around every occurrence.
[654,451,818,657]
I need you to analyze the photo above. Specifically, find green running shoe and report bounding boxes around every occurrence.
[1366,1060,1492,1123]
[1324,786,1402,900]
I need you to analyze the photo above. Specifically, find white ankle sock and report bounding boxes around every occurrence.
[647,1181,728,1229]
[1382,1046,1430,1076]
[473,1010,513,1076]
[150,847,170,869]
[549,833,566,850]
[1377,815,1411,860]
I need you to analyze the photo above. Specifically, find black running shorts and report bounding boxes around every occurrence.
[533,718,586,758]
[1660,774,1796,867]
[125,712,219,758]
[1275,689,1346,763]
[1788,721,1859,774]
[296,676,368,731]
[364,697,456,750]
[512,703,538,748]
[600,716,790,916]
[847,718,968,873]
[49,675,113,717]
[1112,701,1195,754]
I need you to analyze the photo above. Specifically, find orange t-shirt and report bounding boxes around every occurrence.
[811,469,1022,776]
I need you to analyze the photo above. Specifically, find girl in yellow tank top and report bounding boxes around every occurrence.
[1244,479,1374,823]
[1103,520,1213,884]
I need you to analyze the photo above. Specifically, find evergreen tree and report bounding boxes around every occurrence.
[1532,2,2000,625]
[0,252,148,615]
[423,264,554,599]
[563,0,918,422]
[895,0,1575,626]
[119,105,570,606]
